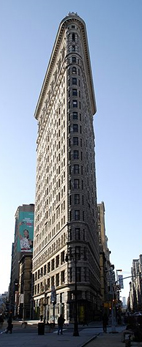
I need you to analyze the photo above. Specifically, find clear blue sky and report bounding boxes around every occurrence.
[0,0,142,301]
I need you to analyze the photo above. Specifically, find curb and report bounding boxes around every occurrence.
[81,333,100,347]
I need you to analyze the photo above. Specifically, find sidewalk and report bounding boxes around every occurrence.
[0,321,126,347]
[1,320,142,346]
[90,332,142,347]
[0,327,97,347]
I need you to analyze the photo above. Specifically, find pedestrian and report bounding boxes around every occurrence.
[102,311,108,333]
[58,314,65,335]
[6,312,13,334]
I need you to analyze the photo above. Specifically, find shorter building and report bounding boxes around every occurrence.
[18,254,33,319]
[97,202,113,307]
[129,255,142,312]
[9,204,34,316]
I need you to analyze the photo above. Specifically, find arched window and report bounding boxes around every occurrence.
[72,33,75,42]
[72,66,77,74]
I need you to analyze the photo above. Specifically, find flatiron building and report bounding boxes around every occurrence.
[33,12,101,323]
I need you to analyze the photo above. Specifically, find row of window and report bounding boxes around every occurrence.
[34,266,89,296]
[69,150,83,160]
[69,88,80,97]
[69,194,84,205]
[33,229,66,258]
[34,251,65,281]
[68,66,80,76]
[70,179,84,189]
[68,125,82,135]
[68,77,80,86]
[69,164,83,175]
[68,100,81,109]
[69,112,81,121]
[70,137,81,146]
[34,270,65,295]
[70,210,85,221]
[69,228,86,241]
[33,225,87,271]
[69,267,88,282]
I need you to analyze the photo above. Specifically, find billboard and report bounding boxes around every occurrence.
[17,211,34,252]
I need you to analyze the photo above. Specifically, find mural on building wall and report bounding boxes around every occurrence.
[17,211,34,252]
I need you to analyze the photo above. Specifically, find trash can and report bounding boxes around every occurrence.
[38,322,45,335]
